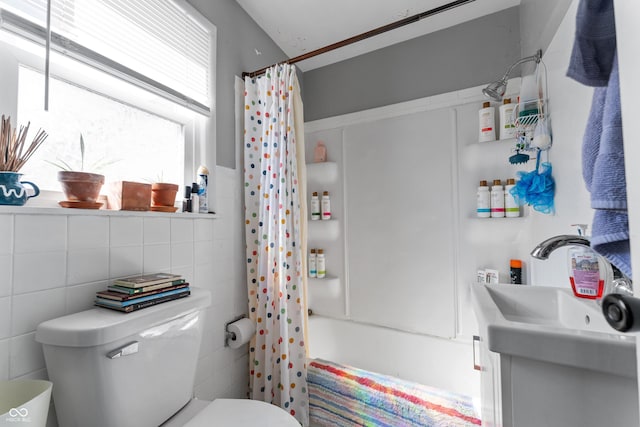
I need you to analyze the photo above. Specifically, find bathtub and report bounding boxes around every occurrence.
[307,315,481,399]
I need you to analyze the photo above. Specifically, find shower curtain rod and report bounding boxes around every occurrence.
[242,0,476,79]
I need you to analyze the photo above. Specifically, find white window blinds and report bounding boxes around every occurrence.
[0,0,212,115]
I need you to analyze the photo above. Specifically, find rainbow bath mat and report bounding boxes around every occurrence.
[308,359,481,427]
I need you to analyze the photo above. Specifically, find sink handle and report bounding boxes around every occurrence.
[602,294,640,332]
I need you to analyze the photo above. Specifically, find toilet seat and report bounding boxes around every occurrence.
[184,399,299,427]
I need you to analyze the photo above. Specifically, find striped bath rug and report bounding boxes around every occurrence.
[308,359,481,427]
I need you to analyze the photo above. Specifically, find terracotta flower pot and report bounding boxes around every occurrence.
[151,182,179,207]
[58,171,105,203]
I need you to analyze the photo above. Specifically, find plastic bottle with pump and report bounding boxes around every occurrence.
[567,224,607,299]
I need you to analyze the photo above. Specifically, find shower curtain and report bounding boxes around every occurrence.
[243,64,309,426]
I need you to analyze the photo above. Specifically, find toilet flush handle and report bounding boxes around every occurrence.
[106,341,139,359]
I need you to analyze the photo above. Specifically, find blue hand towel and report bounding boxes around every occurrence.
[585,55,626,211]
[568,0,631,279]
[566,0,616,86]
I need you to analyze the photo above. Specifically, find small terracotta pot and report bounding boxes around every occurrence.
[58,171,105,202]
[151,182,179,207]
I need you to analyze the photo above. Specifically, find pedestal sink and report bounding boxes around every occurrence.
[471,284,637,427]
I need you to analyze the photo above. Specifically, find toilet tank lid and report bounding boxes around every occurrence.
[35,287,211,347]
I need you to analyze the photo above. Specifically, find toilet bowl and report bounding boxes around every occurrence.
[35,287,299,427]
[163,398,299,427]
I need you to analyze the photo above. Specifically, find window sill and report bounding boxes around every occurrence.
[0,205,217,219]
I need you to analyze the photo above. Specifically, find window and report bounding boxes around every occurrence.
[0,0,215,199]
[18,66,185,191]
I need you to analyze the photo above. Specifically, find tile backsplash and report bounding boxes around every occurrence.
[0,166,248,425]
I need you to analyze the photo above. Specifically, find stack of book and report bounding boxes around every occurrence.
[95,273,190,313]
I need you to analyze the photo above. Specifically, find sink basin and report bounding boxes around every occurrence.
[471,284,636,378]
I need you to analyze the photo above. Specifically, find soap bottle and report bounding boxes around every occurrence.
[567,225,609,299]
[321,191,331,220]
[314,141,327,162]
[311,192,320,220]
[490,179,505,218]
[499,98,517,139]
[479,101,496,142]
[504,178,519,217]
[477,180,490,218]
[316,249,326,278]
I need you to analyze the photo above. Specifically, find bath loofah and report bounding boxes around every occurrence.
[511,152,555,214]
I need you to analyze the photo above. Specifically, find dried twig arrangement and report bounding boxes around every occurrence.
[0,115,48,172]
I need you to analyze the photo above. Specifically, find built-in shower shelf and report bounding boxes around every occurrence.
[308,276,341,296]
[306,161,339,184]
[308,219,340,240]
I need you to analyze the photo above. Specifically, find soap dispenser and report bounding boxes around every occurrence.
[567,224,609,300]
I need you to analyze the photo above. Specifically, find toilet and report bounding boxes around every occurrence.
[35,287,299,427]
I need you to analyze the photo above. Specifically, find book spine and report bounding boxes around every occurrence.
[99,283,189,301]
[112,278,185,289]
[96,287,190,307]
[95,291,191,313]
[128,291,190,311]
[119,287,190,307]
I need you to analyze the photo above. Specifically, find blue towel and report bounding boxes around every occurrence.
[566,0,616,86]
[567,0,631,279]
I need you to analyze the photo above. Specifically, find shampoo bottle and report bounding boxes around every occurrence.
[477,180,490,218]
[321,191,331,220]
[504,178,519,217]
[309,248,317,278]
[311,192,320,220]
[479,102,496,142]
[499,98,517,139]
[316,249,326,278]
[490,179,505,218]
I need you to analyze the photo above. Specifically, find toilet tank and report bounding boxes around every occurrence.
[35,287,211,427]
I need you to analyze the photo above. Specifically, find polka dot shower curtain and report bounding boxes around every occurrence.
[243,64,309,426]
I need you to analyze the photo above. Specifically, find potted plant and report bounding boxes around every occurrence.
[150,172,179,212]
[48,134,107,208]
[0,115,48,206]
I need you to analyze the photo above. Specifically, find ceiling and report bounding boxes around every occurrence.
[235,0,520,71]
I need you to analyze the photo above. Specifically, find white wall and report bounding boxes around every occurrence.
[0,166,247,426]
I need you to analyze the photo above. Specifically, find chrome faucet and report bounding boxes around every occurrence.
[531,234,633,297]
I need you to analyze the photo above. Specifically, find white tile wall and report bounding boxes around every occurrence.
[0,165,248,426]
[0,339,9,381]
[68,216,109,249]
[0,255,12,297]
